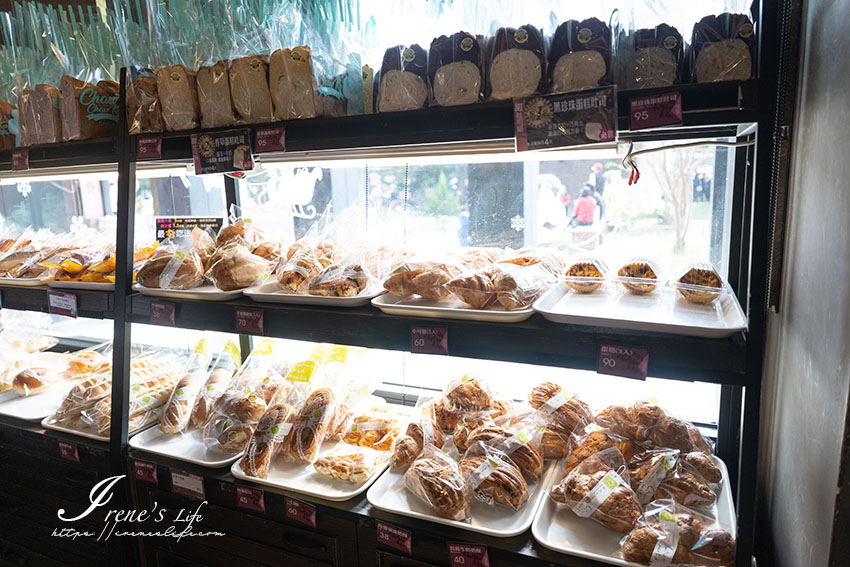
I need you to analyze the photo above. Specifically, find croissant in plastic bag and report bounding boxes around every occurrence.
[307,263,372,297]
[460,442,529,511]
[596,401,711,454]
[443,374,493,413]
[564,427,644,478]
[383,257,464,299]
[630,450,720,508]
[403,445,470,521]
[391,401,444,468]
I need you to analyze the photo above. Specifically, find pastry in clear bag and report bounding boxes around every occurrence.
[343,407,405,451]
[428,32,483,107]
[630,450,719,509]
[460,442,529,511]
[285,388,337,463]
[616,258,663,295]
[528,381,594,437]
[136,244,204,290]
[307,263,371,297]
[159,339,213,434]
[383,257,464,299]
[314,445,385,483]
[377,45,429,113]
[550,446,642,532]
[548,18,611,93]
[564,427,644,479]
[215,220,266,250]
[596,401,711,454]
[487,25,547,100]
[277,248,332,293]
[621,500,735,566]
[564,258,608,293]
[464,422,544,483]
[390,402,444,469]
[190,340,242,428]
[403,445,470,521]
[204,390,268,453]
[443,374,493,413]
[689,13,755,84]
[239,402,295,478]
[672,261,725,305]
[205,243,273,291]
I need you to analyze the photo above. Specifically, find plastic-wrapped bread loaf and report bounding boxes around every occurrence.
[159,340,212,434]
[18,90,36,146]
[377,45,429,113]
[286,388,337,463]
[190,340,241,427]
[690,13,756,83]
[197,61,236,129]
[239,403,295,478]
[269,46,319,120]
[229,55,274,124]
[126,76,164,133]
[32,84,63,143]
[428,32,483,107]
[548,18,611,93]
[625,24,683,89]
[156,65,200,131]
[60,77,119,141]
[403,446,470,521]
[487,25,546,100]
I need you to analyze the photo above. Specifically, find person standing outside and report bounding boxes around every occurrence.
[571,188,597,227]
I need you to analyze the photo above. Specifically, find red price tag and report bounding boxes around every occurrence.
[137,135,162,159]
[377,521,411,554]
[448,543,489,567]
[410,326,448,355]
[629,91,682,130]
[47,291,77,318]
[11,150,28,171]
[236,486,265,513]
[134,460,158,484]
[255,127,285,152]
[235,308,263,335]
[58,441,79,463]
[171,471,205,500]
[597,343,649,380]
[150,300,175,326]
[285,496,316,528]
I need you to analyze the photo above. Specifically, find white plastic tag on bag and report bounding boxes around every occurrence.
[573,469,624,518]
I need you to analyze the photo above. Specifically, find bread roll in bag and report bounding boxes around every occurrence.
[488,25,546,100]
[270,46,319,120]
[626,24,683,89]
[428,32,483,107]
[197,61,236,129]
[548,18,611,93]
[690,13,756,83]
[377,44,428,113]
[229,55,274,124]
[156,65,199,131]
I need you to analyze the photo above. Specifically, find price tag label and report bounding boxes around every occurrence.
[47,291,78,318]
[236,486,265,513]
[235,308,264,335]
[191,129,253,175]
[58,441,79,463]
[377,521,412,554]
[597,343,649,380]
[11,150,28,171]
[134,460,158,484]
[255,127,285,153]
[629,91,682,130]
[150,300,175,326]
[514,86,616,151]
[285,496,316,528]
[410,326,448,355]
[137,135,162,159]
[448,543,490,567]
[171,471,205,500]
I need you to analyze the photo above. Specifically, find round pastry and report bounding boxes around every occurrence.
[459,455,529,510]
[466,425,543,483]
[677,266,723,304]
[206,246,271,291]
[136,251,203,289]
[565,261,605,293]
[618,260,659,295]
[220,392,267,422]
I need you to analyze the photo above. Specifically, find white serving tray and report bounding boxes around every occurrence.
[47,280,115,291]
[372,293,536,323]
[42,415,155,442]
[533,283,747,338]
[244,281,385,307]
[130,427,241,468]
[531,456,736,566]
[0,382,77,421]
[367,460,559,537]
[232,443,389,502]
[133,283,243,301]
[0,277,46,287]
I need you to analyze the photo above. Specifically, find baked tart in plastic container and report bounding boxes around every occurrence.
[614,258,663,295]
[671,261,725,304]
[563,258,608,293]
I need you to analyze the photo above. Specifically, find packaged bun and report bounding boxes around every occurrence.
[565,428,643,478]
[59,77,119,141]
[622,24,684,89]
[548,18,611,93]
[460,444,529,510]
[314,448,383,483]
[403,445,470,521]
[205,244,273,291]
[229,55,274,123]
[383,257,464,299]
[190,340,241,427]
[343,409,404,451]
[156,65,199,131]
[239,402,295,478]
[269,46,319,120]
[443,374,492,413]
[596,401,707,454]
[308,263,371,297]
[197,61,236,129]
[159,339,213,435]
[528,382,594,435]
[377,45,429,113]
[690,13,756,83]
[391,403,444,468]
[285,388,337,463]
[487,25,546,100]
[465,423,543,483]
[32,84,62,143]
[428,32,483,107]
[126,75,164,134]
[136,246,204,289]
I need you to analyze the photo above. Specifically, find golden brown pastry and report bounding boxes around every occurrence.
[677,265,723,304]
[446,272,497,309]
[565,260,606,293]
[390,420,444,468]
[216,220,264,249]
[286,388,336,463]
[190,367,236,427]
[206,245,271,291]
[622,513,734,566]
[277,250,327,292]
[403,449,471,521]
[67,350,107,376]
[432,398,460,432]
[445,375,492,412]
[343,413,402,451]
[680,452,722,484]
[596,401,665,442]
[655,473,716,507]
[136,250,203,289]
[453,412,497,453]
[528,382,594,435]
[459,455,529,510]
[564,430,642,477]
[12,368,50,396]
[239,403,295,478]
[465,425,543,483]
[252,242,281,263]
[159,371,204,434]
[308,264,369,297]
[314,453,374,483]
[219,392,267,422]
[383,261,462,299]
[618,260,660,295]
[650,415,695,453]
[689,425,714,454]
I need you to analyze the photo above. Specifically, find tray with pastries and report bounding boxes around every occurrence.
[130,428,241,468]
[0,351,83,421]
[133,283,243,301]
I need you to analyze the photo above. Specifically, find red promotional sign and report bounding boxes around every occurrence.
[150,300,175,326]
[629,91,682,130]
[448,543,490,567]
[134,460,158,484]
[171,471,205,500]
[255,127,285,153]
[11,150,28,171]
[137,135,162,159]
[410,326,448,355]
[58,442,79,463]
[597,343,650,380]
[47,291,78,318]
[285,496,316,528]
[236,486,265,513]
[377,521,412,554]
[235,308,264,335]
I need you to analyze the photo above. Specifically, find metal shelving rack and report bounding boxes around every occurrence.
[0,2,790,563]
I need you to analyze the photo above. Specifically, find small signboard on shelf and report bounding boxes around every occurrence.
[285,496,316,528]
[448,543,490,567]
[410,326,448,355]
[190,129,253,175]
[58,441,79,463]
[236,308,264,336]
[47,291,78,318]
[255,127,285,153]
[597,343,649,380]
[236,486,265,513]
[629,91,682,130]
[377,521,412,554]
[155,216,223,242]
[150,300,175,326]
[171,471,204,500]
[134,460,158,484]
[514,86,617,151]
[137,135,162,159]
[11,149,28,170]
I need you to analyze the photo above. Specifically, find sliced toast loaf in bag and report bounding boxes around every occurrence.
[156,65,200,131]
[197,61,236,128]
[229,55,273,124]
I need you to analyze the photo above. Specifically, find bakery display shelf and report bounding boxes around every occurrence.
[0,137,117,172]
[0,284,114,319]
[132,80,758,162]
[0,413,109,452]
[128,293,748,386]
